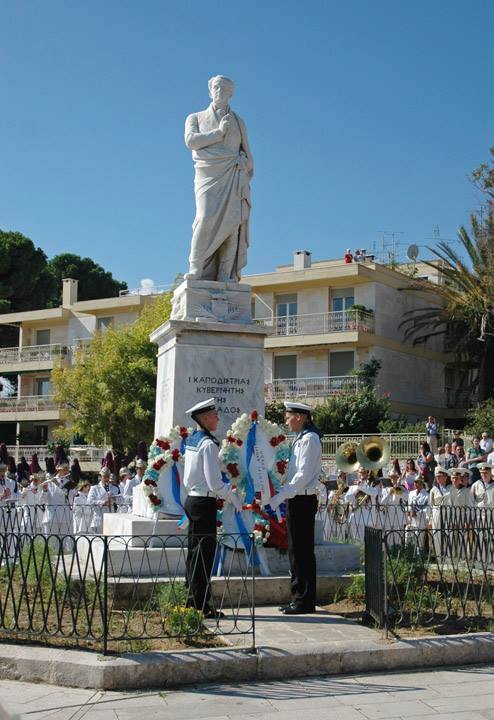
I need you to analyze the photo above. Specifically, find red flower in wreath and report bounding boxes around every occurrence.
[149,494,161,506]
[270,437,279,447]
[278,435,285,442]
[251,410,258,421]
[276,460,288,474]
[171,449,180,462]
[226,463,240,478]
[179,426,189,438]
[153,458,165,471]
[227,435,236,443]
[236,439,243,447]
[157,439,170,451]
[144,478,156,487]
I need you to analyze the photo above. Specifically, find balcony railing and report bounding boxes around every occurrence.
[265,375,362,400]
[0,344,67,365]
[5,445,105,463]
[445,387,476,409]
[256,309,375,337]
[0,395,57,413]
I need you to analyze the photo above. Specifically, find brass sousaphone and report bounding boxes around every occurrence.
[335,436,391,472]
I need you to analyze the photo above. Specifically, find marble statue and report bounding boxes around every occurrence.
[184,75,253,282]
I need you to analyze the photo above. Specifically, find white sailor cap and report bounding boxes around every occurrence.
[135,459,146,469]
[434,465,449,477]
[56,461,70,470]
[186,398,216,416]
[449,467,463,477]
[119,466,131,476]
[459,467,472,476]
[283,401,313,415]
[478,463,493,471]
[99,467,111,476]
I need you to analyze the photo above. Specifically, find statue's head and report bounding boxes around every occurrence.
[208,75,234,106]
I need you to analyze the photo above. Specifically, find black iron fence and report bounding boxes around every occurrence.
[364,508,494,635]
[0,531,256,654]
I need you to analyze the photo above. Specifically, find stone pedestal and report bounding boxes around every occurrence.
[170,279,252,324]
[150,317,269,438]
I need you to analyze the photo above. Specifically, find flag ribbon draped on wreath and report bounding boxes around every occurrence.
[217,410,290,574]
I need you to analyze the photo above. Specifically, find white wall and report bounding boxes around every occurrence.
[354,282,375,310]
[252,292,274,319]
[374,284,443,352]
[297,288,328,315]
[371,345,444,407]
[68,315,96,342]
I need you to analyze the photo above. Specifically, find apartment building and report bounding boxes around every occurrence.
[243,251,461,423]
[0,278,159,447]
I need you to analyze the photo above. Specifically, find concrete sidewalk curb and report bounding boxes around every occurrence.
[1,633,494,690]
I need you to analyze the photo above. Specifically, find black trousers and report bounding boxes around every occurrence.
[184,495,217,610]
[286,494,318,608]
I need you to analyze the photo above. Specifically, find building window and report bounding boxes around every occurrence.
[35,377,52,396]
[36,329,51,346]
[330,351,355,377]
[274,355,297,379]
[332,288,354,313]
[275,294,297,318]
[34,426,49,443]
[97,316,113,331]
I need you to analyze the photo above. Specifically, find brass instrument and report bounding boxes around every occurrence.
[335,437,390,473]
[356,436,391,471]
[355,489,371,508]
[335,441,360,472]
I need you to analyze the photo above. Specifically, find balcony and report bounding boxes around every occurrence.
[256,309,375,339]
[6,445,104,469]
[0,395,59,421]
[0,343,67,372]
[265,375,362,400]
[445,387,476,409]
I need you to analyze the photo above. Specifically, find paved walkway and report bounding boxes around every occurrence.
[2,664,494,720]
[225,605,381,647]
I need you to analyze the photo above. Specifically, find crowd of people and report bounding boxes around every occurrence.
[0,456,148,536]
[326,441,494,553]
[343,248,373,263]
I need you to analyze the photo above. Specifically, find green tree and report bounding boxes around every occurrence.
[52,294,171,453]
[47,253,127,304]
[0,231,57,345]
[351,357,382,388]
[464,399,494,438]
[312,387,390,435]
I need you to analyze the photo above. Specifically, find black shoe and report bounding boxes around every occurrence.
[278,603,292,611]
[203,606,225,619]
[282,603,316,615]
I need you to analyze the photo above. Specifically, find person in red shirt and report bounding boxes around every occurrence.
[344,248,353,263]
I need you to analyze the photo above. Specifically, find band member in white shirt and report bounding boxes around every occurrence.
[183,398,242,618]
[72,481,92,534]
[405,477,429,550]
[87,467,120,533]
[20,472,45,534]
[269,401,322,615]
[428,466,450,558]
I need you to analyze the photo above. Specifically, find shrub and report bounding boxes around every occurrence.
[313,386,390,435]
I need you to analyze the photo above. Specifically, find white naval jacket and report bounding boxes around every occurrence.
[0,475,18,505]
[471,478,494,507]
[277,429,322,501]
[184,431,234,501]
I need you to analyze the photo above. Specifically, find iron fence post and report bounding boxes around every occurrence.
[383,533,388,639]
[251,532,256,652]
[102,535,108,656]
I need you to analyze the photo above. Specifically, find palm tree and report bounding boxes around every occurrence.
[400,211,494,403]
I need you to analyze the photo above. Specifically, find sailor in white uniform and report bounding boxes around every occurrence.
[72,481,92,534]
[405,477,429,550]
[428,466,451,558]
[87,467,120,533]
[20,472,45,534]
[0,462,19,535]
[121,466,140,508]
[269,401,322,615]
[183,398,242,618]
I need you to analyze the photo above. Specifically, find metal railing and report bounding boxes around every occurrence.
[0,530,255,653]
[5,445,105,463]
[256,309,375,336]
[266,375,362,400]
[320,433,431,459]
[364,513,494,634]
[0,343,67,365]
[0,395,57,413]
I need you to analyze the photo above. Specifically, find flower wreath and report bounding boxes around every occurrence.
[219,410,290,549]
[142,426,191,511]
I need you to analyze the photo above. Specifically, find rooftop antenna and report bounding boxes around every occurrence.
[377,231,404,265]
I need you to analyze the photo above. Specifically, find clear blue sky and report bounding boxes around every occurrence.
[1,0,492,289]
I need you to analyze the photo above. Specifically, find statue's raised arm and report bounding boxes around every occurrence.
[184,76,253,283]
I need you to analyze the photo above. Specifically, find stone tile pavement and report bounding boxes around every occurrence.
[3,664,494,720]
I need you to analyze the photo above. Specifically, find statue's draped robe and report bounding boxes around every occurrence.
[185,104,253,281]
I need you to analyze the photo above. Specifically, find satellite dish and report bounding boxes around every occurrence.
[406,244,419,261]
